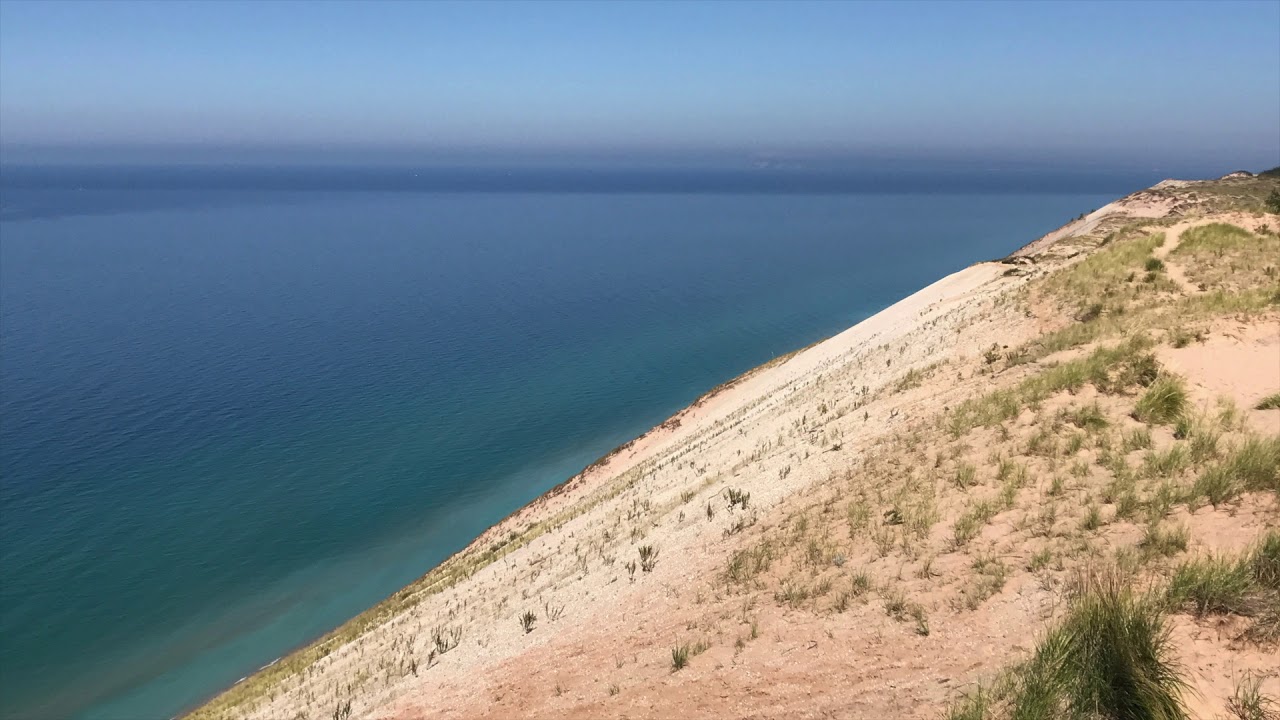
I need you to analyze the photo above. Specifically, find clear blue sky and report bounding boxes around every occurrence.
[1,0,1277,170]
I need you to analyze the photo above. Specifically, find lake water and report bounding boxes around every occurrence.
[0,167,1131,719]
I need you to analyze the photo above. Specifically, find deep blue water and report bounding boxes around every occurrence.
[0,168,1125,720]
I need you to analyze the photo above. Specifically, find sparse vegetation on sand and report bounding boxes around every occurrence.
[1172,223,1280,292]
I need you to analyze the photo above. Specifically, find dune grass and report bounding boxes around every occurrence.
[1176,223,1257,253]
[1251,532,1280,590]
[1132,375,1188,425]
[1167,554,1256,616]
[1042,230,1175,319]
[1140,524,1190,559]
[1188,436,1280,507]
[670,644,689,671]
[1227,672,1280,720]
[1172,223,1280,293]
[947,336,1158,437]
[948,575,1189,720]
[1225,436,1280,493]
[1165,531,1280,647]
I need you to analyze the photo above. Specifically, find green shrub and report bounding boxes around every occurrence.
[1267,188,1280,214]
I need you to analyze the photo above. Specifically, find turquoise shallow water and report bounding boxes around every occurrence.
[0,174,1125,719]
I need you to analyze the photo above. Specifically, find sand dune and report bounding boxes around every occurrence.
[192,173,1280,720]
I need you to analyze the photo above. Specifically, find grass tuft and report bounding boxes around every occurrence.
[1007,574,1189,720]
[1141,524,1190,559]
[670,644,689,672]
[1226,436,1280,493]
[1068,403,1110,432]
[946,686,992,720]
[1250,531,1280,591]
[1080,504,1103,532]
[1133,375,1188,425]
[1162,532,1280,651]
[1172,222,1280,293]
[1038,577,1189,720]
[1190,436,1280,507]
[1167,555,1255,616]
[1226,671,1279,720]
[1191,465,1239,508]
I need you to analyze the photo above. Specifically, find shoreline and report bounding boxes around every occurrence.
[180,311,839,720]
[188,172,1280,719]
[186,255,1038,719]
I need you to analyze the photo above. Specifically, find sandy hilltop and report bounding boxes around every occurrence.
[193,172,1280,720]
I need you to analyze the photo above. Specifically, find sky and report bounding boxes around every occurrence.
[1,0,1278,171]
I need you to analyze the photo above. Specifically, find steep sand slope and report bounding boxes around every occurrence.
[192,174,1280,720]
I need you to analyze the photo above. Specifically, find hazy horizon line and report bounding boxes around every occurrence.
[5,140,1277,171]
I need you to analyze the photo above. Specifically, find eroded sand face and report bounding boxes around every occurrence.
[213,189,1280,720]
